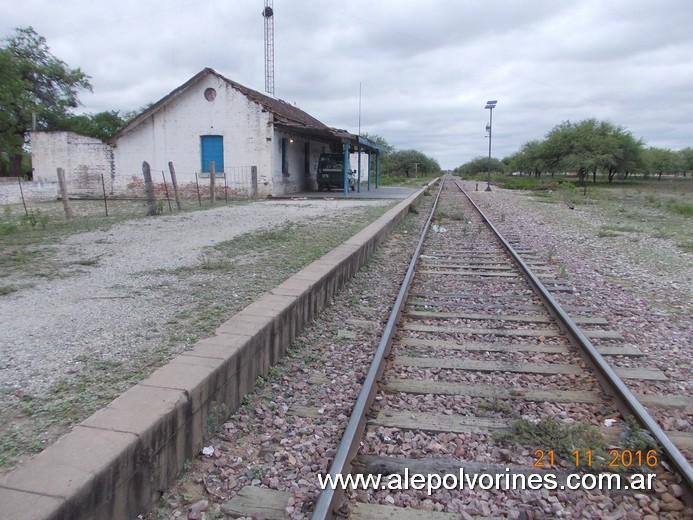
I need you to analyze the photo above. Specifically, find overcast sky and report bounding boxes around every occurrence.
[2,0,692,169]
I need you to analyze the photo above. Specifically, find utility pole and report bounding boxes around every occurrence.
[484,100,497,191]
[263,1,275,96]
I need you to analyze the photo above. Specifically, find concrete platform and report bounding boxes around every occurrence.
[275,185,419,200]
[0,180,437,520]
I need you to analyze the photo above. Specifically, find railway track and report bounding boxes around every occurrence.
[309,176,693,519]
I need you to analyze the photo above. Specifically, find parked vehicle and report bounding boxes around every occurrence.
[317,153,355,191]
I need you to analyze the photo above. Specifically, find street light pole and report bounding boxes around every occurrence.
[484,100,497,192]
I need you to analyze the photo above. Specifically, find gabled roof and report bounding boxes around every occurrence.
[110,68,335,142]
[108,68,382,153]
[225,71,331,132]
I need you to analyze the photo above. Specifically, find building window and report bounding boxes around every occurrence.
[304,142,310,175]
[281,138,289,176]
[201,135,224,173]
[204,88,217,102]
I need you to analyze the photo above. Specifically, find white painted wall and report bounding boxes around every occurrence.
[351,151,372,184]
[112,74,276,197]
[270,133,334,194]
[31,132,113,197]
[30,71,339,199]
[0,178,58,205]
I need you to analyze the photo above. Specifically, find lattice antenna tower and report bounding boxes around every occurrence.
[263,1,275,95]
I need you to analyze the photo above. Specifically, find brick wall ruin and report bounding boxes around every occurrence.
[30,132,114,198]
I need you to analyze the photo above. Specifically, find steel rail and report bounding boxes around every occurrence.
[311,179,446,519]
[453,178,693,506]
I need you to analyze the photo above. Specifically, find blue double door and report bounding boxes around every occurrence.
[201,135,224,173]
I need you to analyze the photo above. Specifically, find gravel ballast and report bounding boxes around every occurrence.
[151,180,690,519]
[2,180,691,518]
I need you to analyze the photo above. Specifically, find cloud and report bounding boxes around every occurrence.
[2,0,691,169]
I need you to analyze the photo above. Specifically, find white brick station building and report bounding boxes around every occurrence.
[30,68,382,200]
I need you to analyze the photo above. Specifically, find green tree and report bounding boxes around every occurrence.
[590,121,643,183]
[678,147,693,177]
[380,149,440,177]
[540,119,643,183]
[360,132,394,154]
[58,111,126,141]
[454,156,504,176]
[507,140,546,177]
[0,46,33,175]
[542,120,598,183]
[643,147,684,180]
[0,27,91,175]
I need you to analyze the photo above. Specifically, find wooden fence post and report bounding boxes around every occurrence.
[168,161,182,210]
[251,166,258,198]
[209,161,216,204]
[142,161,157,215]
[17,176,28,216]
[100,172,109,216]
[161,171,172,212]
[195,173,202,206]
[56,168,73,219]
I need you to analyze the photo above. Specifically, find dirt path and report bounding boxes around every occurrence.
[0,199,389,396]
